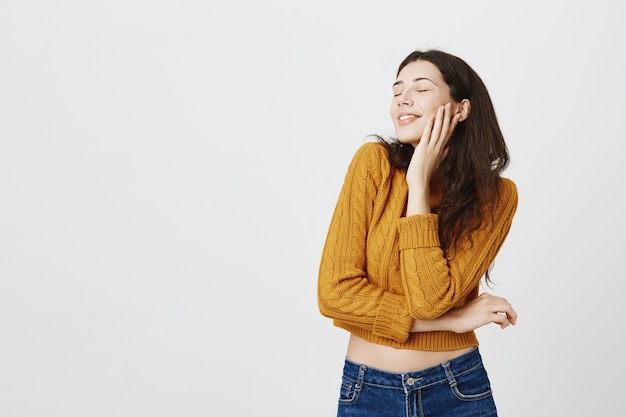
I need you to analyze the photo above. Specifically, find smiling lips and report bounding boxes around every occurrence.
[397,113,420,126]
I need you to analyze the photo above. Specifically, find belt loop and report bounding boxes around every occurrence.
[355,364,367,391]
[442,361,458,388]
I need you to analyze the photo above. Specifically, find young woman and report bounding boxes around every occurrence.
[318,49,518,416]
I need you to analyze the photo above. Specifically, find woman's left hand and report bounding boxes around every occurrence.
[410,292,517,334]
[443,292,518,334]
[406,102,460,190]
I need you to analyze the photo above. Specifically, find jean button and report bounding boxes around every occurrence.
[406,377,415,386]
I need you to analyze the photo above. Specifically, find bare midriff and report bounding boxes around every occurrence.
[346,334,474,373]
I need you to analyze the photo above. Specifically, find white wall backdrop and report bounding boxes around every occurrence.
[2,1,624,416]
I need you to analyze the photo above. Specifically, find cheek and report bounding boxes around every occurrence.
[425,98,445,115]
[389,100,398,118]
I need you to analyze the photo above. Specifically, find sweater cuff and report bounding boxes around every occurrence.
[398,214,440,249]
[372,292,412,343]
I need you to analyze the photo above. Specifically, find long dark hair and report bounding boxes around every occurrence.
[378,49,509,264]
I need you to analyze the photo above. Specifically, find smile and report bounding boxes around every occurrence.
[397,114,420,126]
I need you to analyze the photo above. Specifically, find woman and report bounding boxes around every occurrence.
[317,49,518,416]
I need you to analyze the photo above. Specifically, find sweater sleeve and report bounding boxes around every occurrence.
[397,178,518,319]
[317,143,413,343]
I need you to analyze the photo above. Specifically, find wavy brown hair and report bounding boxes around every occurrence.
[376,49,509,269]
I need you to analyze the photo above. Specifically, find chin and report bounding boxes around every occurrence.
[396,136,419,146]
[394,127,421,144]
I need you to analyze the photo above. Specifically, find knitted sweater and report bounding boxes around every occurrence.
[318,141,518,351]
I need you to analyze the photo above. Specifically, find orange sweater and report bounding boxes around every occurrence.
[318,141,518,351]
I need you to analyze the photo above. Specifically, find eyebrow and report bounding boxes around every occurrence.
[392,77,435,88]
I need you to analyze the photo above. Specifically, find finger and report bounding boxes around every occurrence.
[476,293,518,325]
[491,312,511,329]
[429,105,445,147]
[494,299,517,323]
[438,103,452,146]
[506,307,518,325]
[447,111,461,140]
[420,115,435,146]
[494,304,517,326]
[440,105,461,150]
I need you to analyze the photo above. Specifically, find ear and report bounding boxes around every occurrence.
[457,99,470,121]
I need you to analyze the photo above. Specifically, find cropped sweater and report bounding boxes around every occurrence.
[318,141,518,351]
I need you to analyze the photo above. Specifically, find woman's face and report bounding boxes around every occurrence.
[390,60,460,147]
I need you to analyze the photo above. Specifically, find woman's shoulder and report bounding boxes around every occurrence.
[350,140,389,168]
[344,140,392,182]
[496,177,518,210]
[498,177,517,197]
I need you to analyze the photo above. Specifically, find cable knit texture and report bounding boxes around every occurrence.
[318,141,518,351]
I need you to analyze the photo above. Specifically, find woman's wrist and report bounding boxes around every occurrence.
[405,178,432,216]
[410,315,452,333]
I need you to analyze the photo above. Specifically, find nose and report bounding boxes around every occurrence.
[397,91,412,106]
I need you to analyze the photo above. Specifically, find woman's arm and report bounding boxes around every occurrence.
[410,292,517,333]
[399,181,517,320]
[399,104,518,319]
[318,142,414,343]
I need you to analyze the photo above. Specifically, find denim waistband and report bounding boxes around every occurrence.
[343,347,483,390]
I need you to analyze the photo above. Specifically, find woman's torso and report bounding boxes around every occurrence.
[346,334,474,373]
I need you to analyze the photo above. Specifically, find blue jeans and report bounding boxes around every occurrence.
[337,347,498,417]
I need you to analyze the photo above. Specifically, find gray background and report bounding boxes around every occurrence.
[2,1,624,416]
